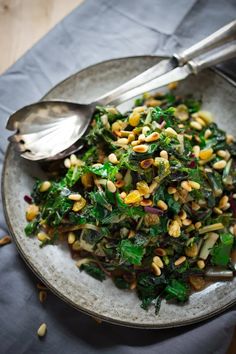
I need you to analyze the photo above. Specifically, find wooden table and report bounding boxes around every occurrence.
[0,0,235,352]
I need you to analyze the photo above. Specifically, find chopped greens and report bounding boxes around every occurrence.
[24,90,236,314]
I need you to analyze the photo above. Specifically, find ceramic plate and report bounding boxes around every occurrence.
[2,56,236,328]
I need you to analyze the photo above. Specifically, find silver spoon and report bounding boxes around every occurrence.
[6,36,236,160]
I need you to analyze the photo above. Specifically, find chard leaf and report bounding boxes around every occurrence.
[119,239,145,265]
[211,232,234,266]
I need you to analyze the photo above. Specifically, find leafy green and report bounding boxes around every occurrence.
[25,219,39,236]
[211,233,234,266]
[164,279,189,302]
[80,263,106,281]
[119,239,145,265]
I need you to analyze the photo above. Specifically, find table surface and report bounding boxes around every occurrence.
[0,0,235,352]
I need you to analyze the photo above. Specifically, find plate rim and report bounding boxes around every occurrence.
[2,55,236,329]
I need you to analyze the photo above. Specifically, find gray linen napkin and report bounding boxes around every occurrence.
[0,1,236,353]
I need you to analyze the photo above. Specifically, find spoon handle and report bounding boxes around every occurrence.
[96,20,236,106]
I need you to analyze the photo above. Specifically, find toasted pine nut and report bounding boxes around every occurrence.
[217,150,227,158]
[151,262,161,276]
[188,180,200,190]
[70,154,78,165]
[131,140,141,146]
[204,129,212,139]
[197,260,205,269]
[182,219,192,226]
[179,210,187,220]
[68,232,76,244]
[195,222,202,229]
[154,248,166,256]
[108,153,118,164]
[192,202,200,211]
[157,200,168,211]
[120,192,127,199]
[192,145,200,158]
[129,112,141,127]
[107,180,116,193]
[219,195,229,209]
[0,235,11,246]
[64,158,71,169]
[213,160,227,170]
[140,199,153,207]
[68,194,82,201]
[194,116,206,127]
[226,134,234,144]
[149,181,158,194]
[165,127,178,136]
[198,111,213,124]
[168,186,177,194]
[138,133,146,142]
[213,207,223,215]
[39,290,47,303]
[190,121,202,130]
[115,180,125,188]
[140,158,154,169]
[100,114,108,125]
[181,181,192,192]
[174,256,186,266]
[145,132,160,142]
[168,81,178,90]
[142,126,150,135]
[134,106,146,113]
[37,323,47,337]
[133,144,148,153]
[160,150,168,160]
[117,138,129,145]
[153,256,164,268]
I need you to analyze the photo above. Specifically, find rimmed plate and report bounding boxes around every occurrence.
[2,56,236,328]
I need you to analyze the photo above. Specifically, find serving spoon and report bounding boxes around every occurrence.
[7,23,236,161]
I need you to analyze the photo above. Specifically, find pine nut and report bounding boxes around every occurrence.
[115,180,125,188]
[26,204,39,221]
[168,81,178,90]
[192,202,201,211]
[107,180,116,193]
[108,153,118,164]
[181,181,192,192]
[179,210,187,220]
[151,262,161,276]
[37,232,49,242]
[153,256,164,268]
[194,116,206,127]
[134,106,146,113]
[182,219,192,226]
[154,248,166,256]
[197,260,205,269]
[142,126,150,135]
[145,132,160,142]
[174,256,186,266]
[213,207,223,215]
[138,133,146,142]
[192,145,200,158]
[39,181,51,192]
[188,180,200,190]
[130,281,137,290]
[168,186,177,194]
[68,232,76,244]
[190,121,202,130]
[70,154,78,165]
[140,199,153,206]
[198,111,213,124]
[100,114,108,125]
[120,192,127,199]
[195,222,202,229]
[117,138,129,145]
[133,144,148,153]
[219,195,229,209]
[226,134,234,144]
[64,158,71,169]
[199,148,213,160]
[128,230,135,238]
[0,235,11,246]
[37,323,47,337]
[217,150,227,158]
[39,290,47,303]
[131,140,141,146]
[160,150,168,160]
[204,129,212,139]
[68,193,82,201]
[157,200,168,211]
[149,181,158,194]
[213,160,227,170]
[165,127,178,136]
[140,158,154,169]
[128,133,135,143]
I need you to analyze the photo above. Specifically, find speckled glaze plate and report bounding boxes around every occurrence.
[2,56,236,328]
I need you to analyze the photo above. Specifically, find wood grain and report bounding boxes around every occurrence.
[0,0,83,74]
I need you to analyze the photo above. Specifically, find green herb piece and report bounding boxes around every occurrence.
[119,239,145,265]
[211,232,234,266]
